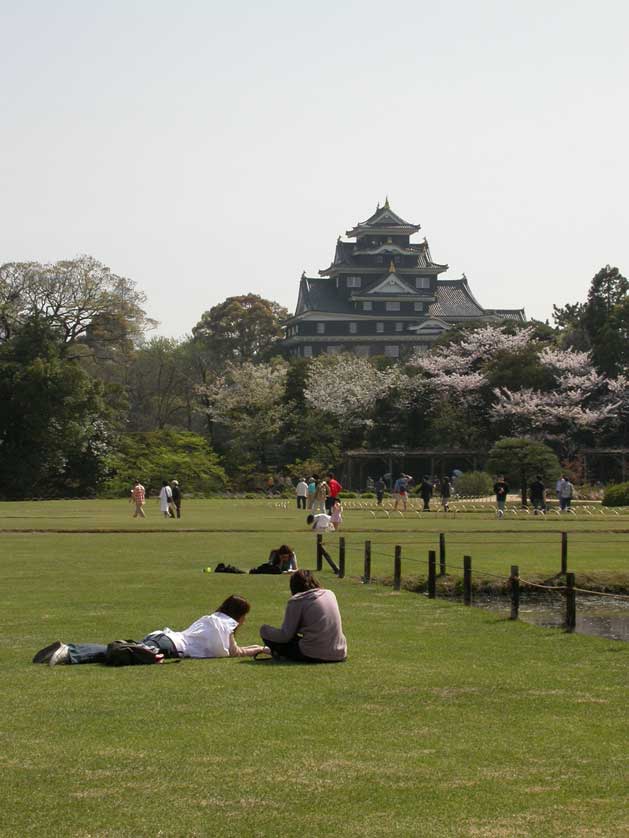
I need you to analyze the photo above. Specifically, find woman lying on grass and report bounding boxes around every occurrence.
[33,595,270,666]
[260,570,347,663]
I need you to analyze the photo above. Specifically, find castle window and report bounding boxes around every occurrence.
[316,323,325,334]
[386,301,400,312]
[376,322,384,333]
[363,301,372,311]
[414,302,425,312]
[347,276,362,288]
[384,345,400,358]
[349,322,357,334]
[416,277,431,289]
[303,345,313,357]
[395,322,404,332]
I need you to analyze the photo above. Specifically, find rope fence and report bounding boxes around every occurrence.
[317,531,629,633]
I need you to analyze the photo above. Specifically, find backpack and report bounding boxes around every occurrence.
[104,640,163,667]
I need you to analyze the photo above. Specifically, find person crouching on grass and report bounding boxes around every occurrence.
[259,570,347,663]
[33,595,270,666]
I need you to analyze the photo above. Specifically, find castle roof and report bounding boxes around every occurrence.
[345,199,421,238]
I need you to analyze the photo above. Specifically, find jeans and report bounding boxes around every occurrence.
[67,633,179,664]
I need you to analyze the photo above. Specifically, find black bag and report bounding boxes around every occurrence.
[104,639,163,666]
[215,562,245,574]
[249,563,282,575]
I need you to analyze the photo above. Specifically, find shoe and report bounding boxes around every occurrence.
[32,640,62,664]
[49,643,70,667]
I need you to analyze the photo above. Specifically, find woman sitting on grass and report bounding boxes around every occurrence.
[259,570,347,663]
[249,544,298,574]
[33,595,270,666]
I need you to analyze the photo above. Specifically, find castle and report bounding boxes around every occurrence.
[283,200,525,358]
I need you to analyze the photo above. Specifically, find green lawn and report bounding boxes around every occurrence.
[1,501,628,836]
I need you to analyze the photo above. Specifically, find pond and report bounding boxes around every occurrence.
[473,595,629,642]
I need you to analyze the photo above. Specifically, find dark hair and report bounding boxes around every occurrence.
[290,569,321,595]
[217,595,251,621]
[277,544,293,556]
[162,480,169,487]
[306,514,314,524]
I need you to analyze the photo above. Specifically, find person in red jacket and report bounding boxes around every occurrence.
[326,472,342,513]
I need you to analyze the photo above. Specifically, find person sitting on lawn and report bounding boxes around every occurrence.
[249,545,298,574]
[259,570,347,663]
[33,595,270,666]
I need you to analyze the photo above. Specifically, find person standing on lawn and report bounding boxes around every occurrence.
[326,472,342,513]
[375,476,386,506]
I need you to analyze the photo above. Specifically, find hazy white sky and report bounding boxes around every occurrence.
[1,0,627,337]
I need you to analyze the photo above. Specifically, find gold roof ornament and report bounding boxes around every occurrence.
[384,195,390,210]
[388,259,396,272]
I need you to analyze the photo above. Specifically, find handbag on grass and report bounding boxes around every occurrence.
[104,640,164,666]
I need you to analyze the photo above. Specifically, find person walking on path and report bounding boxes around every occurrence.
[326,473,342,513]
[493,475,509,518]
[312,477,329,514]
[130,479,146,518]
[33,596,270,666]
[171,479,182,518]
[420,475,433,511]
[296,478,308,510]
[259,570,347,663]
[557,476,574,511]
[393,474,409,511]
[529,475,546,514]
[159,480,174,518]
[306,477,316,510]
[439,476,452,512]
[375,476,385,506]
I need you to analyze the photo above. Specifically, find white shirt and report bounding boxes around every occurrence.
[159,485,172,512]
[296,481,309,497]
[312,513,333,531]
[161,612,238,658]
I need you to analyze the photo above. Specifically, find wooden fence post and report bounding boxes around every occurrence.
[428,550,436,599]
[561,532,568,575]
[363,540,371,584]
[339,537,345,579]
[463,555,472,606]
[439,533,446,576]
[316,534,323,572]
[510,564,520,620]
[393,545,402,591]
[565,572,576,632]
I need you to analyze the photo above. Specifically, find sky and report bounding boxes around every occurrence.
[1,0,628,338]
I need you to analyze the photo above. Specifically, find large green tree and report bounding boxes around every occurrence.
[191,294,288,365]
[554,265,628,375]
[0,320,114,498]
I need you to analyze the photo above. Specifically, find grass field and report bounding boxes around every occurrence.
[1,500,628,836]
